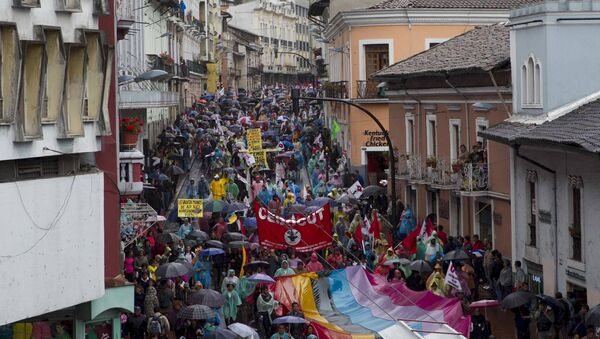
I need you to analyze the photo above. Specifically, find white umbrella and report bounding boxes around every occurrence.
[227,323,259,339]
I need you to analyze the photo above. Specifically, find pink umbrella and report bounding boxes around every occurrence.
[470,299,500,319]
[248,273,276,284]
[238,116,251,125]
[470,299,500,308]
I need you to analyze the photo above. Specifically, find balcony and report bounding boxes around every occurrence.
[119,150,144,196]
[324,81,348,99]
[0,171,105,325]
[187,59,207,75]
[147,54,174,74]
[356,79,386,99]
[119,91,179,109]
[397,155,487,191]
[460,163,489,191]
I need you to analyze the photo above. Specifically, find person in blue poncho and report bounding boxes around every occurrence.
[194,255,212,289]
[398,205,416,240]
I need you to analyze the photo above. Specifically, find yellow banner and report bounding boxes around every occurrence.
[250,150,268,168]
[178,199,203,218]
[247,128,263,151]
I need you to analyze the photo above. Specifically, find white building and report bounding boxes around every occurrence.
[228,0,309,84]
[482,0,600,307]
[0,0,132,335]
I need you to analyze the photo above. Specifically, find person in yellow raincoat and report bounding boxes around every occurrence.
[210,174,226,200]
[426,262,448,297]
[283,192,296,208]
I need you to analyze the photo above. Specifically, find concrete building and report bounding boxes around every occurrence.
[224,25,263,91]
[482,0,600,306]
[318,0,537,185]
[0,0,132,335]
[373,24,513,257]
[228,0,310,84]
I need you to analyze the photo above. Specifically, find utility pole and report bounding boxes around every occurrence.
[291,89,397,223]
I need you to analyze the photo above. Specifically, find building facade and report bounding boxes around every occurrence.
[373,24,513,257]
[0,0,132,335]
[228,0,311,84]
[224,25,263,91]
[482,0,600,306]
[319,0,535,186]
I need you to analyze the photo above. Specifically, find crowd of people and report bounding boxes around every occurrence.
[118,84,599,339]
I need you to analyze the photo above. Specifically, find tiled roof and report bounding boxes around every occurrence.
[480,98,600,154]
[369,0,538,9]
[373,24,509,79]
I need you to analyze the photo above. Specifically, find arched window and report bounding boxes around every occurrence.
[522,54,542,107]
[534,63,541,104]
[527,57,535,104]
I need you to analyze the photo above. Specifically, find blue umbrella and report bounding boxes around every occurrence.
[272,316,307,325]
[201,95,214,100]
[201,248,225,256]
[243,217,257,229]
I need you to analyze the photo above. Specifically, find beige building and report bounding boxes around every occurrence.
[223,25,263,91]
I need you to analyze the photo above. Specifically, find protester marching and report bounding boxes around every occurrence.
[115,84,593,339]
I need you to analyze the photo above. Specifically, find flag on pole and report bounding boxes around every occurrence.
[331,119,341,140]
[401,216,434,253]
[315,134,323,148]
[445,261,462,291]
[369,210,381,239]
[354,218,363,245]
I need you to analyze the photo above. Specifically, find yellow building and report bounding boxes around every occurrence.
[319,0,531,184]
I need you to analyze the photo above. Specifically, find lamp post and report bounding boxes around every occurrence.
[291,89,397,224]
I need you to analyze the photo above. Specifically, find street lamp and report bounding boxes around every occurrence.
[291,89,398,223]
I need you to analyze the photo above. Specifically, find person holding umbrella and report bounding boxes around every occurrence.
[534,300,556,339]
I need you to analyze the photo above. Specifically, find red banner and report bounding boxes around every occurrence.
[254,201,332,252]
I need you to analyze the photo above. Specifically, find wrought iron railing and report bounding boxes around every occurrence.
[187,59,207,75]
[324,81,348,99]
[460,163,489,191]
[427,156,461,187]
[398,155,487,191]
[147,54,174,74]
[356,79,385,99]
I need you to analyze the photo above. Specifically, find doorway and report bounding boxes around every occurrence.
[366,151,388,185]
[476,200,493,244]
[450,195,462,236]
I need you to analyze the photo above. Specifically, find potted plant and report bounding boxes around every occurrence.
[121,117,144,148]
[452,161,462,173]
[159,51,175,65]
[426,156,438,168]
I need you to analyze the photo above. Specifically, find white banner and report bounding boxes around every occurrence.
[445,262,462,291]
[348,181,364,198]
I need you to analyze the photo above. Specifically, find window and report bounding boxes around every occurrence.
[528,180,537,247]
[13,0,41,8]
[570,182,583,262]
[84,32,105,121]
[426,115,436,157]
[0,25,22,123]
[20,42,45,139]
[64,45,86,137]
[476,118,488,143]
[56,0,82,12]
[364,44,389,79]
[425,38,448,50]
[449,120,461,162]
[522,54,542,107]
[44,30,66,122]
[405,115,414,155]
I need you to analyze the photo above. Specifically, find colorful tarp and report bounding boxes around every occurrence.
[272,267,469,339]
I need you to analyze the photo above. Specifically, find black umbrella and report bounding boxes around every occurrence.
[204,328,238,339]
[222,232,247,242]
[409,260,432,273]
[360,185,386,199]
[287,204,307,214]
[205,240,224,249]
[227,240,251,249]
[156,232,181,244]
[537,294,566,318]
[187,230,209,242]
[501,291,535,309]
[336,194,359,206]
[442,249,471,261]
[156,262,192,279]
[244,260,270,271]
[586,304,600,328]
[189,289,226,307]
[226,202,249,214]
[307,197,335,207]
[178,305,216,320]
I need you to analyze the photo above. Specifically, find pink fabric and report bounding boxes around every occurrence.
[362,267,471,337]
[124,257,135,274]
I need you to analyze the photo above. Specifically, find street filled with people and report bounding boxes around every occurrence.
[120,85,599,339]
